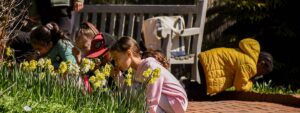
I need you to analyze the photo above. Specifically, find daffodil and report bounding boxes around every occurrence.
[103,64,112,77]
[58,61,67,75]
[128,68,133,74]
[47,64,54,72]
[148,77,158,84]
[37,58,45,68]
[81,58,95,73]
[89,76,96,83]
[20,61,29,71]
[90,61,95,71]
[144,68,161,84]
[46,59,52,66]
[5,47,13,57]
[124,68,133,86]
[29,60,37,71]
[125,78,132,86]
[93,80,106,88]
[152,68,161,78]
[143,68,152,78]
[95,72,105,81]
[89,69,109,89]
[95,70,102,79]
[67,62,80,76]
[94,81,102,88]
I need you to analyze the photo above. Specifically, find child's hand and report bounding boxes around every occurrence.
[72,47,81,64]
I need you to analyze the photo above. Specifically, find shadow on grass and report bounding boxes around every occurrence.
[187,81,300,108]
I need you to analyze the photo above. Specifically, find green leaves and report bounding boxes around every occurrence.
[0,60,147,112]
[252,80,300,94]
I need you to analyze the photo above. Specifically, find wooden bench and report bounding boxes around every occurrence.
[71,0,208,83]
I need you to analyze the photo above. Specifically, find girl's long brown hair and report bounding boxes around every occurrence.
[110,36,169,69]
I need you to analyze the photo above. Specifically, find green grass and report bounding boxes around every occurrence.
[0,59,147,113]
[252,80,300,95]
[225,80,300,95]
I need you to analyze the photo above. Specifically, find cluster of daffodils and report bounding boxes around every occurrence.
[58,58,94,76]
[19,57,100,77]
[80,58,95,74]
[143,68,161,84]
[16,56,161,89]
[20,58,55,79]
[89,64,112,88]
[125,68,133,86]
[20,59,53,72]
[117,67,162,87]
[58,60,80,76]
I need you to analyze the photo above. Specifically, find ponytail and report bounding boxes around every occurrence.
[30,22,69,46]
[142,50,170,69]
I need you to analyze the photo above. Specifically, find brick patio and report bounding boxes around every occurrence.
[187,100,300,113]
[186,92,300,113]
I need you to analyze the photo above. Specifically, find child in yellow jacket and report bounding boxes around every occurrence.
[198,38,273,95]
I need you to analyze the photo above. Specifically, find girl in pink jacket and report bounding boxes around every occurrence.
[110,36,188,113]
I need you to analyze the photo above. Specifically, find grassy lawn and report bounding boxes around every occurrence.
[252,80,300,95]
[225,80,300,95]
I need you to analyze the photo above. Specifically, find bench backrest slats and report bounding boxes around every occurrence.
[72,2,204,41]
[71,0,207,83]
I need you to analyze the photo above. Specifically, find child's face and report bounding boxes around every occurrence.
[31,42,53,57]
[110,51,131,71]
[257,60,269,76]
[75,34,92,56]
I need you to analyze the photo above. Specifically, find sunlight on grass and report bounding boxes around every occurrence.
[224,80,300,95]
[252,80,300,95]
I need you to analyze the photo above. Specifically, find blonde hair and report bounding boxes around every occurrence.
[76,22,99,40]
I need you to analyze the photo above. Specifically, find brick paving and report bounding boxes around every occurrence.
[185,91,300,113]
[187,100,300,113]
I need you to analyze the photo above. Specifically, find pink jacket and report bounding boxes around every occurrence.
[135,57,188,113]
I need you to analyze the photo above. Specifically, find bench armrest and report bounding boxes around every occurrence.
[180,28,201,37]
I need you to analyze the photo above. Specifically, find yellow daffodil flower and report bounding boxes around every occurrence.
[89,76,96,83]
[152,68,161,78]
[125,78,132,86]
[29,60,37,71]
[143,68,152,78]
[58,61,67,75]
[5,47,13,57]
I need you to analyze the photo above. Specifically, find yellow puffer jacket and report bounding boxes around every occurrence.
[198,38,260,95]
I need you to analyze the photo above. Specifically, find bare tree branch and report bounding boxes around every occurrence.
[0,0,29,59]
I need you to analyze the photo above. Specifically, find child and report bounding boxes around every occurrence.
[72,22,114,65]
[198,38,273,95]
[30,22,76,67]
[110,36,188,113]
[72,22,115,94]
